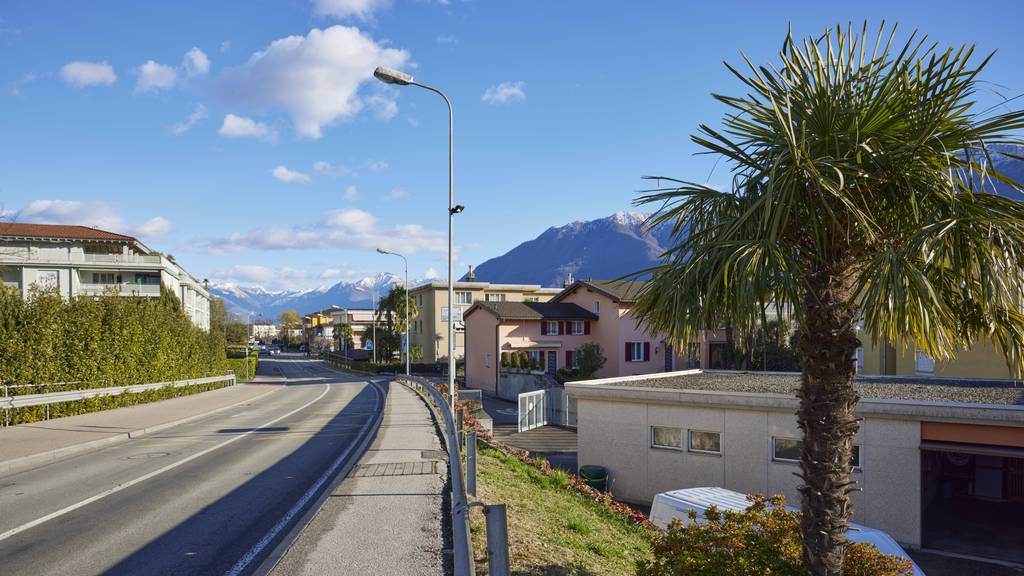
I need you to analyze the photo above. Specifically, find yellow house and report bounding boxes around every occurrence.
[857,333,1019,380]
[408,280,562,363]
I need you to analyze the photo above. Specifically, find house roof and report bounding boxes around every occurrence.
[466,301,599,322]
[553,279,648,304]
[0,222,138,243]
[597,370,1024,406]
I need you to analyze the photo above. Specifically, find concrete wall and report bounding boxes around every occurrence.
[859,334,1016,380]
[576,398,923,547]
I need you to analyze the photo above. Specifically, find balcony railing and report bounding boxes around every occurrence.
[0,249,163,266]
[82,253,163,264]
[78,283,162,297]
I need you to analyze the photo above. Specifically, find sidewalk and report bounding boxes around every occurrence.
[0,381,280,476]
[270,380,447,576]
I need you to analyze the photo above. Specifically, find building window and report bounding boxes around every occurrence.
[772,437,861,468]
[572,320,584,335]
[915,350,935,374]
[651,426,682,450]
[688,430,721,454]
[485,293,506,302]
[527,350,543,369]
[455,291,472,305]
[545,320,558,335]
[854,348,864,372]
[627,342,644,362]
[594,300,600,314]
[485,352,492,368]
[91,272,121,284]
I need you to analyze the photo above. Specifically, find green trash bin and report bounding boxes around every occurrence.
[578,465,608,492]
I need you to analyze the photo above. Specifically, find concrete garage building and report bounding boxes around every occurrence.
[567,370,1024,563]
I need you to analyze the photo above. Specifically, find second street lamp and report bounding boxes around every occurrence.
[377,247,410,376]
[374,66,458,415]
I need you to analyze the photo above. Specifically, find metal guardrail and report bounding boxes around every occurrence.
[1,374,236,425]
[396,375,475,576]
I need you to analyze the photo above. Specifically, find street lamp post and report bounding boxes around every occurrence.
[377,248,410,376]
[374,66,460,415]
[371,291,377,364]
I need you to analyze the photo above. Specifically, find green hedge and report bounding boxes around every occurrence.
[5,380,230,426]
[226,352,259,382]
[0,285,227,392]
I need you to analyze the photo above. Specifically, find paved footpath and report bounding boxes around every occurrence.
[270,379,447,576]
[0,379,281,476]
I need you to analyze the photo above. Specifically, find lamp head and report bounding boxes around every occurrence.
[376,247,389,255]
[373,66,414,86]
[450,204,465,215]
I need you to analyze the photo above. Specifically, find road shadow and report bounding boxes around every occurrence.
[99,381,382,576]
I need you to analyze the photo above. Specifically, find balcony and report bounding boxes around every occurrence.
[0,249,163,266]
[78,283,162,297]
[82,253,163,264]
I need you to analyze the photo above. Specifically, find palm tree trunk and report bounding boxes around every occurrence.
[796,261,861,576]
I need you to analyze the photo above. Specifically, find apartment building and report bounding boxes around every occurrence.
[408,280,562,363]
[0,223,211,330]
[464,280,698,393]
[856,334,1018,380]
[250,322,279,343]
[329,308,376,352]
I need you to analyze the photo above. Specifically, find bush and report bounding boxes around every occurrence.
[500,352,509,368]
[636,495,913,576]
[509,352,521,369]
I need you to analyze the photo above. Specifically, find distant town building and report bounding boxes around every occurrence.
[250,322,279,342]
[409,281,562,363]
[0,223,211,330]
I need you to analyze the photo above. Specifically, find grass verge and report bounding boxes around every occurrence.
[470,444,652,575]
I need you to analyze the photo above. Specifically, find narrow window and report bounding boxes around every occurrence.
[651,426,682,450]
[915,350,935,374]
[545,320,558,335]
[688,430,721,454]
[572,320,584,335]
[594,300,600,314]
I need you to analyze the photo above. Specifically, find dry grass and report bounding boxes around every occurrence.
[469,445,652,575]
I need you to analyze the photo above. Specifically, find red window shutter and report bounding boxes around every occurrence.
[540,322,547,336]
[584,321,590,335]
[644,342,651,362]
[565,350,572,367]
[625,342,631,362]
[558,321,565,335]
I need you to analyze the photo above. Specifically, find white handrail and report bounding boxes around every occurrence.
[1,374,236,411]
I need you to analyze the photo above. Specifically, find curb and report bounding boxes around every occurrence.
[251,378,389,576]
[0,385,282,478]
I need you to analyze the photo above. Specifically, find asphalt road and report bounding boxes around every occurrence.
[0,355,384,576]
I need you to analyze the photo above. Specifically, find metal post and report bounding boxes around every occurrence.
[372,292,377,364]
[484,504,510,576]
[467,431,477,496]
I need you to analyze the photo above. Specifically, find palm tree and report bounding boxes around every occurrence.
[633,23,1024,575]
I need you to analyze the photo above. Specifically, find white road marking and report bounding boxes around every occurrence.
[223,380,383,576]
[0,384,331,543]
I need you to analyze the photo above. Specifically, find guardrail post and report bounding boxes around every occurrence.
[467,431,477,496]
[484,504,510,576]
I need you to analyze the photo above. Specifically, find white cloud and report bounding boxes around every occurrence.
[183,47,210,78]
[436,35,458,45]
[423,267,439,279]
[220,40,231,53]
[217,26,409,139]
[322,208,376,232]
[343,185,359,201]
[272,165,312,184]
[320,265,360,279]
[385,187,408,201]
[172,103,209,134]
[366,159,388,171]
[214,264,312,290]
[133,216,172,237]
[313,160,354,177]
[136,60,178,92]
[9,199,170,238]
[198,209,445,256]
[312,0,390,21]
[60,61,117,87]
[219,113,276,141]
[482,81,526,104]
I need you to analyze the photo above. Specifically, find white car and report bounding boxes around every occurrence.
[650,487,924,576]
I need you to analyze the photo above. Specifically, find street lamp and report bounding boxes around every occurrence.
[374,66,459,415]
[377,248,410,376]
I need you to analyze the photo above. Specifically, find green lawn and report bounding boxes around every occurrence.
[470,445,652,575]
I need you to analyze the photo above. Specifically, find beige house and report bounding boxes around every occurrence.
[567,370,1024,563]
[408,280,561,363]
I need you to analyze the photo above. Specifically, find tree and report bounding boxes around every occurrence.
[632,23,1024,575]
[373,286,419,361]
[575,342,606,379]
[279,309,301,348]
[333,322,354,352]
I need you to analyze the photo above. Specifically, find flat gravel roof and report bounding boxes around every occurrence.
[606,371,1024,406]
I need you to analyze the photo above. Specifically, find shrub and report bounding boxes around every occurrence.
[500,352,510,368]
[636,495,914,576]
[517,351,529,369]
[509,352,520,369]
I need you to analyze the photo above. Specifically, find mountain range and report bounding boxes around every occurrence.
[212,144,1023,319]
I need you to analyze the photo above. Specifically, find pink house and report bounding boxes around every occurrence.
[464,280,697,394]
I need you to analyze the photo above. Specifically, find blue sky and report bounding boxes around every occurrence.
[2,0,1022,290]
